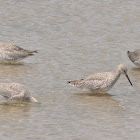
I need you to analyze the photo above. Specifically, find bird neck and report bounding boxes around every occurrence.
[113,69,121,79]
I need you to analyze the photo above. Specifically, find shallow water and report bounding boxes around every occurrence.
[0,0,140,139]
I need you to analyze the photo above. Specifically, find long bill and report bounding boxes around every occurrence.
[124,72,133,86]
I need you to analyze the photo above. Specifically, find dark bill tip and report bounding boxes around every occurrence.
[125,73,133,86]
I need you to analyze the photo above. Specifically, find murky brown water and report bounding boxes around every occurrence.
[0,0,140,139]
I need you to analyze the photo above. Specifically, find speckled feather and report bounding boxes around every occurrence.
[0,83,38,102]
[68,64,132,93]
[0,42,37,62]
[127,49,140,67]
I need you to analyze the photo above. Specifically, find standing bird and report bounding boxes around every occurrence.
[68,64,133,93]
[127,49,140,67]
[0,42,37,63]
[0,83,38,103]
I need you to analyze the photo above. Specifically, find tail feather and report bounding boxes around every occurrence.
[27,50,38,56]
[30,97,38,103]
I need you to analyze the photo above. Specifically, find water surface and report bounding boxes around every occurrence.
[0,0,140,139]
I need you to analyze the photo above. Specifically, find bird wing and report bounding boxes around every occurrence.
[0,42,24,51]
[0,44,29,60]
[0,42,37,59]
[0,87,18,99]
[85,72,110,81]
[75,79,105,90]
[0,51,26,61]
[0,83,27,99]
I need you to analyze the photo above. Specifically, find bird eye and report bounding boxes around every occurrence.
[123,70,126,73]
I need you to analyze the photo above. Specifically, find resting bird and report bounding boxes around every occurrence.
[127,49,140,67]
[0,42,37,62]
[0,83,38,103]
[68,64,133,93]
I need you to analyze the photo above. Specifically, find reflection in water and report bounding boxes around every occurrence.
[0,61,25,65]
[131,67,140,72]
[0,103,32,128]
[0,64,33,75]
[74,92,124,111]
[0,103,38,140]
[58,92,126,139]
[0,63,39,84]
[0,102,31,114]
[0,0,139,139]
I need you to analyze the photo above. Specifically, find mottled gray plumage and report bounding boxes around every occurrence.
[0,83,38,103]
[127,49,140,67]
[68,64,133,93]
[0,42,37,62]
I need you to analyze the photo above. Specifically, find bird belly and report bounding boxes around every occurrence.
[0,55,24,62]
